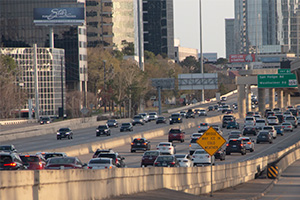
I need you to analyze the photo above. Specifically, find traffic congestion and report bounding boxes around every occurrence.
[1,96,300,170]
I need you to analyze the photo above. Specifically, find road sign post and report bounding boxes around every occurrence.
[196,126,226,197]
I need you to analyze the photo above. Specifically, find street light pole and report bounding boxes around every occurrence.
[103,60,106,113]
[199,0,204,102]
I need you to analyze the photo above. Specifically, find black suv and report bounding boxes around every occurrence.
[222,115,235,128]
[226,139,246,155]
[130,138,151,152]
[186,109,195,118]
[97,153,126,168]
[92,149,114,158]
[96,125,111,136]
[0,152,26,170]
[57,128,73,140]
[169,113,183,124]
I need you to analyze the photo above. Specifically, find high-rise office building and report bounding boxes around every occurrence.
[143,0,175,60]
[0,0,87,93]
[225,18,235,59]
[233,0,300,55]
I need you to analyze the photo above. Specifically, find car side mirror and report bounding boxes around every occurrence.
[122,157,125,160]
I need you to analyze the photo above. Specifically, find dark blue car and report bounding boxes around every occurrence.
[226,121,239,129]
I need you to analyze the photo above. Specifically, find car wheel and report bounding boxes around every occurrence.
[257,141,260,144]
[71,135,73,139]
[57,137,60,140]
[68,136,70,140]
[295,126,298,128]
[226,152,230,155]
[269,141,273,144]
[250,148,254,152]
[291,130,293,132]
[131,150,135,153]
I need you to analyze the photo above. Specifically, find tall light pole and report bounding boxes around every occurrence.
[199,0,204,102]
[103,60,106,113]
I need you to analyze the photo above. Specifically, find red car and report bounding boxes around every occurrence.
[168,128,185,143]
[141,150,160,167]
[45,157,86,169]
[20,155,46,170]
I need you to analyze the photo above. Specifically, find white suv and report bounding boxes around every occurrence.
[244,117,256,127]
[156,142,176,155]
[255,119,266,130]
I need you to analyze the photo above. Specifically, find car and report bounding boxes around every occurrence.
[138,113,149,123]
[0,152,26,170]
[148,112,158,121]
[192,149,215,166]
[154,155,179,167]
[226,121,239,129]
[256,131,273,144]
[156,116,167,124]
[20,154,46,170]
[194,109,201,114]
[141,150,160,167]
[267,116,279,125]
[242,126,257,135]
[290,109,299,117]
[232,103,238,110]
[246,111,255,117]
[212,126,223,135]
[97,152,126,168]
[214,146,226,161]
[281,122,293,132]
[222,115,235,128]
[264,109,272,118]
[189,137,202,155]
[283,111,292,117]
[132,115,145,126]
[96,125,111,136]
[266,111,275,117]
[191,132,203,138]
[225,139,246,155]
[92,149,114,158]
[130,138,151,152]
[208,106,214,111]
[87,158,116,169]
[255,119,267,130]
[275,114,284,124]
[273,108,281,113]
[56,128,73,140]
[169,113,183,124]
[262,126,277,139]
[36,152,67,160]
[106,119,118,128]
[214,105,219,110]
[239,137,255,152]
[156,142,176,155]
[198,109,207,116]
[225,109,233,114]
[297,116,300,125]
[221,96,227,101]
[180,111,187,118]
[168,128,185,143]
[186,109,195,118]
[175,154,193,167]
[44,157,86,169]
[253,114,262,120]
[120,123,133,132]
[198,123,209,133]
[40,116,52,125]
[228,130,242,139]
[244,117,256,127]
[274,125,284,135]
[218,105,230,112]
[0,145,17,153]
[284,115,298,128]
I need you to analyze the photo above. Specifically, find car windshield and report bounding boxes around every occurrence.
[259,132,269,136]
[59,128,70,132]
[133,116,142,119]
[171,114,180,117]
[256,120,265,123]
[98,126,107,129]
[133,139,145,143]
[41,117,50,121]
[107,120,116,122]
[159,143,170,146]
[241,138,250,142]
[98,154,117,159]
[20,156,39,163]
[268,117,277,119]
[122,123,130,127]
[0,146,10,151]
[44,153,65,160]
[158,117,164,120]
[144,151,159,156]
[175,155,186,159]
[200,123,208,126]
[263,127,272,130]
[49,157,75,164]
[89,159,111,164]
[282,123,291,125]
[245,118,254,121]
[194,150,206,154]
[156,156,173,162]
[286,117,294,120]
[149,113,156,115]
[229,140,240,145]
[0,155,12,164]
[190,138,198,143]
[230,131,241,135]
[169,129,181,133]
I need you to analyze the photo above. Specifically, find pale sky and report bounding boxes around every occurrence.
[174,0,234,58]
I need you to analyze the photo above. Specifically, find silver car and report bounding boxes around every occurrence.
[282,122,293,132]
[284,115,298,128]
[239,137,255,152]
[87,158,116,169]
[175,154,193,167]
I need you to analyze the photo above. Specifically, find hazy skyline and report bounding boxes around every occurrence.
[174,0,234,58]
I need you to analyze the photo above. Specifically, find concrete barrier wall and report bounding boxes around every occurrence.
[2,141,300,200]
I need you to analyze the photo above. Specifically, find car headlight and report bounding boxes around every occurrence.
[66,132,70,134]
[96,130,99,132]
[57,132,60,135]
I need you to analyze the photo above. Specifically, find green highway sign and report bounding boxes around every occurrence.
[258,74,297,88]
[278,69,291,74]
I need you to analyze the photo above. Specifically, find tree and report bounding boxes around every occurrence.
[217,58,228,64]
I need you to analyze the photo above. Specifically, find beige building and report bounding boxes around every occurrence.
[86,0,136,50]
[174,39,198,63]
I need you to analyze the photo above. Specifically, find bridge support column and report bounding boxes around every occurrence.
[238,84,246,118]
[246,85,252,112]
[284,91,291,108]
[269,88,275,110]
[258,88,266,116]
[276,89,284,109]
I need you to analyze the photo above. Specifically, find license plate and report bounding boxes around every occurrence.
[233,145,236,147]
[173,134,177,136]
[199,156,203,159]
[262,136,266,138]
[162,162,167,166]
[163,147,166,150]
[137,143,140,145]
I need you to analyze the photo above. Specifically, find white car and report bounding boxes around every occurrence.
[189,137,203,155]
[156,142,176,155]
[87,158,116,169]
[282,122,293,132]
[191,133,203,138]
[297,116,300,125]
[267,116,279,125]
[198,123,209,133]
[255,119,267,130]
[138,113,149,123]
[239,137,255,152]
[192,149,215,166]
[244,117,256,127]
[148,112,158,121]
[262,126,277,139]
[283,111,292,118]
[199,109,207,116]
[175,154,193,167]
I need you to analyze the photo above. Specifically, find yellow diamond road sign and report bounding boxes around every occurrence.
[196,126,226,156]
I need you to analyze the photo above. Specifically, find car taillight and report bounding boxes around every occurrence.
[168,148,171,150]
[193,156,195,158]
[4,162,17,167]
[247,142,251,144]
[131,143,134,145]
[288,126,292,128]
[39,162,43,169]
[171,162,175,165]
[206,155,210,158]
[88,166,92,169]
[157,148,159,150]
[115,159,118,164]
[189,144,191,147]
[240,144,243,147]
[155,162,159,165]
[226,144,229,146]
[143,143,147,145]
[198,126,200,128]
